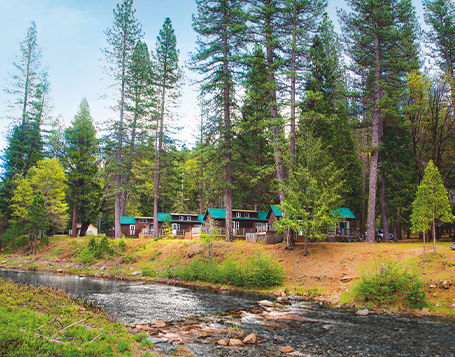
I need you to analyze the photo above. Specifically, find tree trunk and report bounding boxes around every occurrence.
[423,231,426,263]
[289,7,296,165]
[223,20,233,242]
[367,33,381,244]
[361,123,367,238]
[304,236,308,256]
[71,205,77,238]
[433,216,437,255]
[34,234,37,255]
[265,3,285,203]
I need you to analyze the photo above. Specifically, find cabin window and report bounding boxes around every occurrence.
[235,221,240,229]
[139,219,147,223]
[187,216,192,221]
[172,223,180,230]
[179,216,184,221]
[236,212,241,218]
[244,213,249,218]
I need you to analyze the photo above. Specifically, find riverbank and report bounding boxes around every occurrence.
[1,235,454,317]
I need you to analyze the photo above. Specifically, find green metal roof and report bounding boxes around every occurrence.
[157,213,172,222]
[206,208,226,219]
[198,214,205,223]
[258,211,268,221]
[332,207,356,219]
[270,205,282,217]
[120,216,135,224]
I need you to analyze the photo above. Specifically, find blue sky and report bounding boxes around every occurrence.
[0,0,427,151]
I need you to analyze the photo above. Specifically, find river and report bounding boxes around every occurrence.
[1,268,454,357]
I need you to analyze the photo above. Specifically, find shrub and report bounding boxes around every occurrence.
[165,252,284,288]
[39,235,49,247]
[118,239,127,252]
[351,261,426,309]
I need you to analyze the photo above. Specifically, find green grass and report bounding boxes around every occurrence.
[165,251,284,289]
[0,279,158,356]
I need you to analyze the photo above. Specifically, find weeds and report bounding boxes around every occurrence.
[165,252,284,288]
[350,261,426,309]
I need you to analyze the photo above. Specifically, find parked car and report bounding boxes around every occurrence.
[364,229,394,242]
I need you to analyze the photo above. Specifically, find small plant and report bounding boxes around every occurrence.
[39,235,49,247]
[351,261,426,309]
[149,249,162,262]
[118,239,127,252]
[117,340,129,352]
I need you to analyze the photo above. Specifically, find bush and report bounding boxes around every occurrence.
[165,252,284,288]
[351,261,426,309]
[118,239,127,252]
[39,235,49,247]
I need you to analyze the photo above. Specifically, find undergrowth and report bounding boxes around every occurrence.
[348,260,426,309]
[0,278,155,356]
[165,252,284,288]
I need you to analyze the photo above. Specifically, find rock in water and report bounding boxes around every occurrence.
[217,339,229,346]
[152,320,166,328]
[356,309,369,316]
[281,346,294,353]
[258,300,274,307]
[243,333,257,344]
[229,339,243,346]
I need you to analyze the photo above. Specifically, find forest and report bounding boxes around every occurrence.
[1,0,455,250]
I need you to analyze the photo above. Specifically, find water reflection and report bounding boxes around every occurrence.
[0,269,265,324]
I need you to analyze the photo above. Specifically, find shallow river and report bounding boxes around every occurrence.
[1,268,454,357]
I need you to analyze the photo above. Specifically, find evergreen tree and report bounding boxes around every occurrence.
[339,0,420,243]
[191,0,246,241]
[411,160,453,261]
[104,0,142,238]
[153,17,182,239]
[302,14,362,218]
[64,99,101,237]
[236,44,278,210]
[122,40,154,217]
[281,0,326,162]
[423,0,455,97]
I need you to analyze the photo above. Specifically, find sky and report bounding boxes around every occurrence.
[0,0,427,152]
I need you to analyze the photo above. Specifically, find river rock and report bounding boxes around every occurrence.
[94,273,102,278]
[281,346,294,353]
[57,269,64,273]
[450,243,455,250]
[79,274,86,277]
[147,337,167,344]
[258,300,274,307]
[152,320,166,328]
[243,333,256,344]
[229,339,243,346]
[2,260,6,264]
[136,324,152,332]
[217,339,229,346]
[274,289,285,297]
[341,276,358,283]
[356,309,369,316]
[132,271,142,276]
[451,303,455,308]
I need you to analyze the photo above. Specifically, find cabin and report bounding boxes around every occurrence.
[329,207,359,241]
[120,213,204,238]
[202,208,268,238]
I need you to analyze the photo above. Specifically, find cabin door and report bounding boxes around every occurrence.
[129,225,135,236]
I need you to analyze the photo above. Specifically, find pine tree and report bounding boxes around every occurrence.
[64,99,101,237]
[104,0,142,238]
[281,0,326,162]
[302,14,362,220]
[339,0,420,243]
[423,0,455,97]
[153,17,182,239]
[411,160,454,261]
[191,0,246,241]
[122,40,154,217]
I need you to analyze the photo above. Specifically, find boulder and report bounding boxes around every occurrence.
[355,309,369,316]
[152,320,166,328]
[341,276,358,283]
[217,339,229,346]
[56,269,64,273]
[450,243,455,250]
[132,271,142,276]
[242,333,257,344]
[229,339,243,346]
[258,300,274,307]
[281,346,294,353]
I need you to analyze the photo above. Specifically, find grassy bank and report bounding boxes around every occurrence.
[0,279,161,356]
[1,235,455,316]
